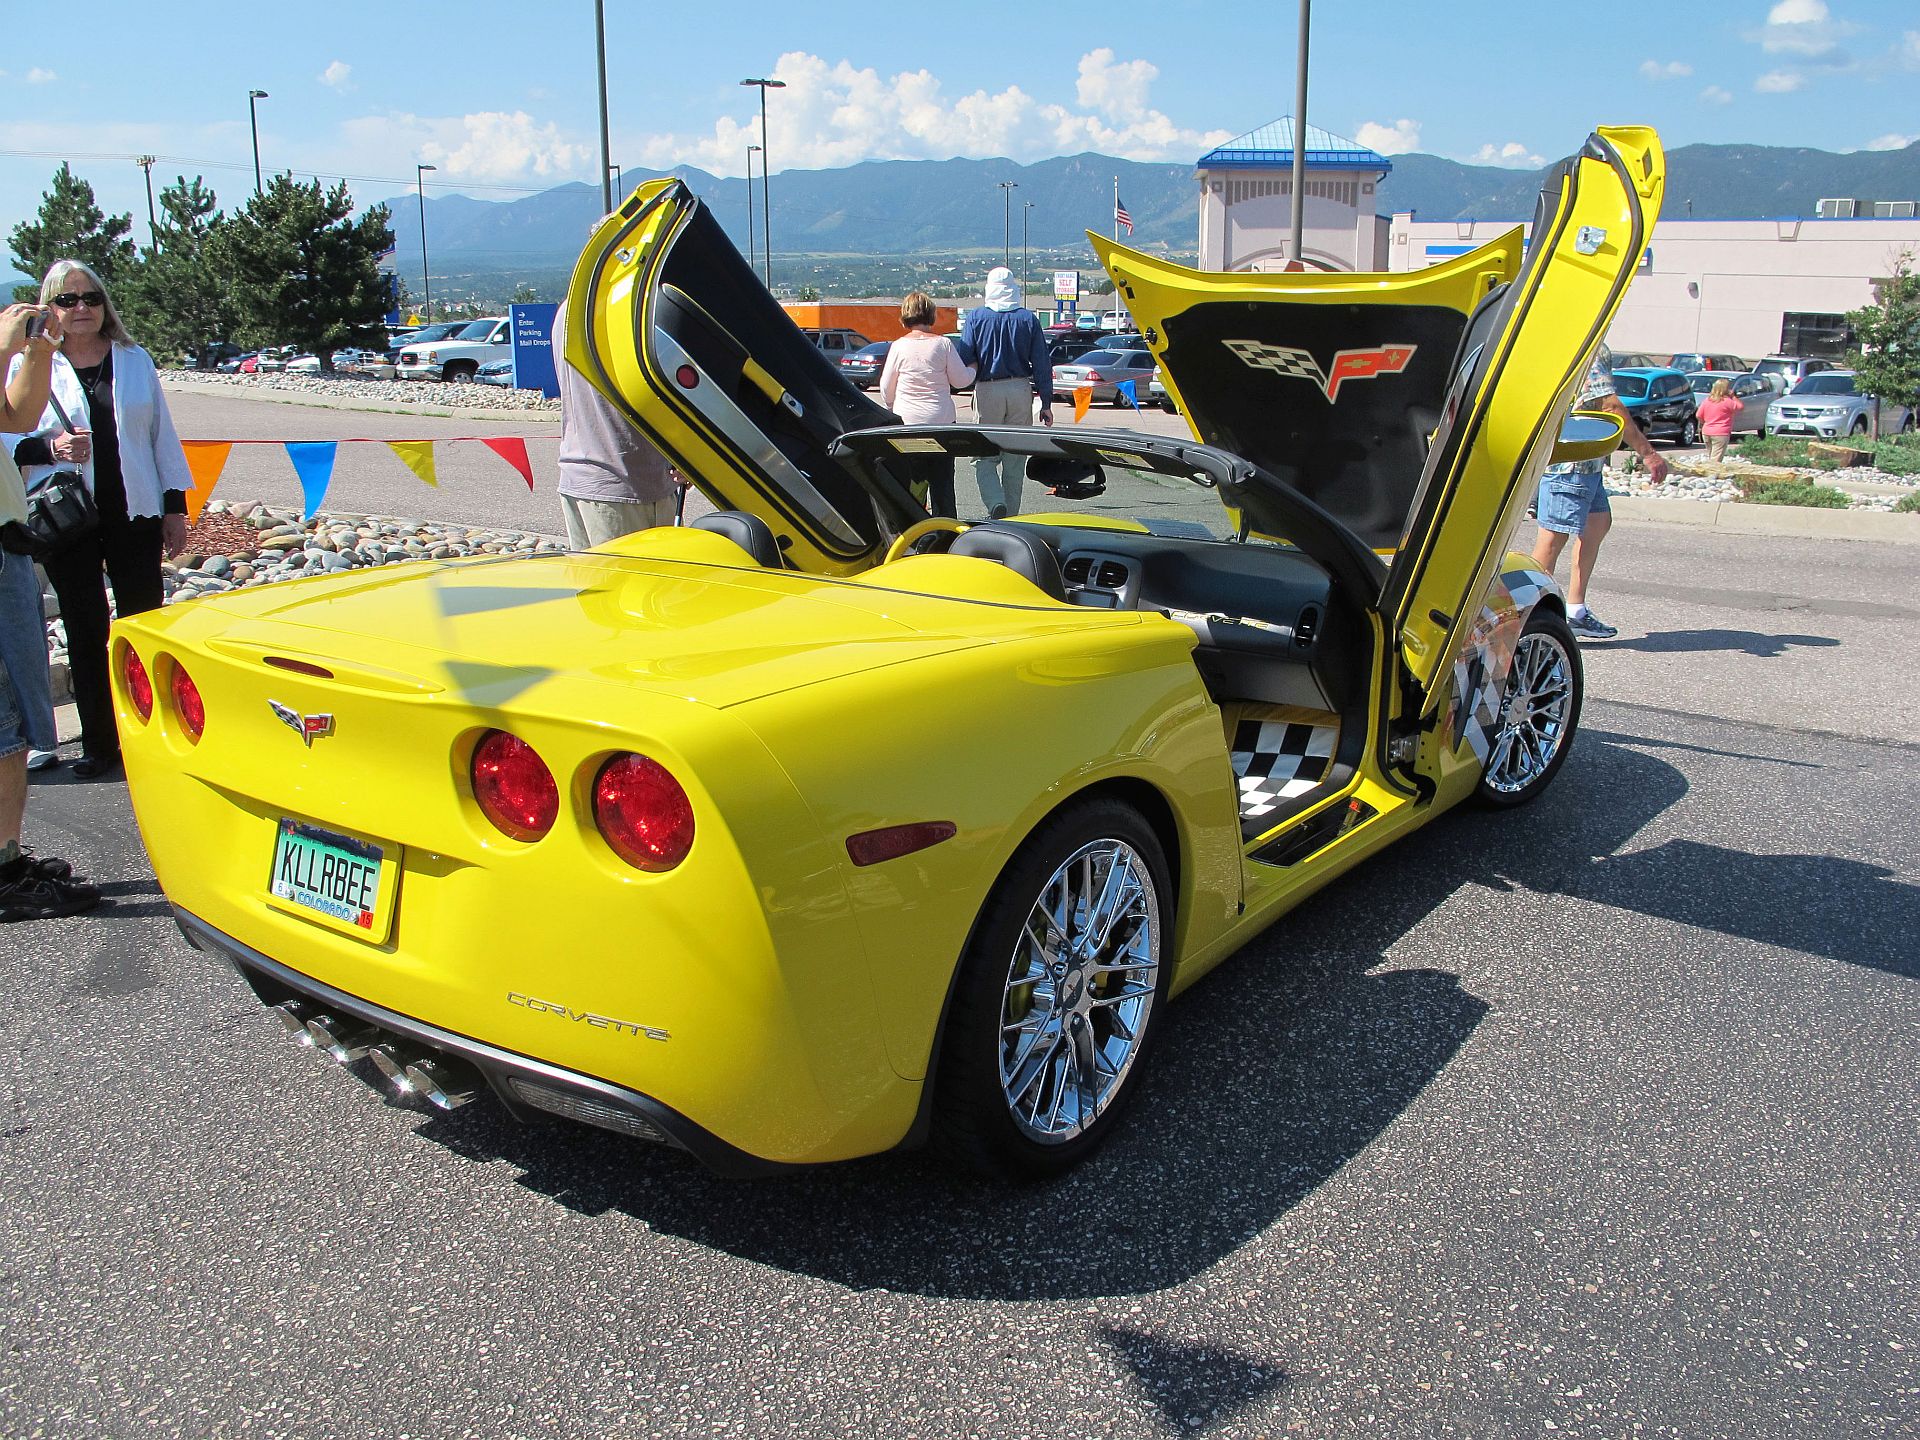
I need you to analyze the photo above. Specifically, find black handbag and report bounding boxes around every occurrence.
[14,392,98,559]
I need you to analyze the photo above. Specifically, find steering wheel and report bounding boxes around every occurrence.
[883,516,968,565]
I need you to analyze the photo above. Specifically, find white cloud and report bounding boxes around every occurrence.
[342,110,586,183]
[1755,70,1806,92]
[25,68,55,84]
[628,50,1230,176]
[319,61,352,90]
[1472,141,1545,168]
[1639,59,1694,80]
[1901,31,1920,69]
[1353,119,1421,156]
[1757,0,1852,61]
[1700,84,1734,104]
[1864,132,1919,151]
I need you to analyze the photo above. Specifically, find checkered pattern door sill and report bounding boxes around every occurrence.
[1232,717,1339,836]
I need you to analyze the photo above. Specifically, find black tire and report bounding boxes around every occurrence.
[1850,417,1869,437]
[1681,417,1699,446]
[1473,606,1583,809]
[933,797,1171,1178]
[444,362,477,385]
[1901,415,1915,435]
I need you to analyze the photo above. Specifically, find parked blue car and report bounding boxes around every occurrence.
[1609,366,1700,446]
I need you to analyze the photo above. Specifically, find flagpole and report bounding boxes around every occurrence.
[1112,176,1120,321]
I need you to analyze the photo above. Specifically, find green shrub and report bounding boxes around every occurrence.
[1732,434,1814,466]
[1894,491,1920,514]
[1736,479,1851,508]
[1872,434,1920,477]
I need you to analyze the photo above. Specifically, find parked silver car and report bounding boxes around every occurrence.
[1765,371,1915,439]
[1686,371,1772,435]
[1050,348,1158,406]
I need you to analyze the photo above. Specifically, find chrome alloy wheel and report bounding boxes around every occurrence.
[997,838,1161,1144]
[1484,629,1576,795]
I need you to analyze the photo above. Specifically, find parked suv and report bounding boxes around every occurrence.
[1753,355,1840,388]
[804,328,870,358]
[1610,367,1700,445]
[1766,371,1916,439]
[397,317,510,382]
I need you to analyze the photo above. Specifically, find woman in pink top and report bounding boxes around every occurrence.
[1697,378,1743,462]
[879,291,975,515]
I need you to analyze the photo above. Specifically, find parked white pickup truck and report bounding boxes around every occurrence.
[396,317,510,383]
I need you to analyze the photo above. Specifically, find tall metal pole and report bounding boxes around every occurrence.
[595,0,613,214]
[135,156,158,250]
[998,181,1018,264]
[609,163,623,204]
[1289,0,1310,268]
[1022,201,1033,306]
[247,90,269,196]
[416,164,436,322]
[741,79,785,289]
[745,144,760,267]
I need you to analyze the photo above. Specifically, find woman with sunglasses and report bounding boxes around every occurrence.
[7,259,191,779]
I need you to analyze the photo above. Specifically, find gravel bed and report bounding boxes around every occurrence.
[165,369,560,412]
[1606,455,1919,511]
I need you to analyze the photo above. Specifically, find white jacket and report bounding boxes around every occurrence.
[5,343,192,519]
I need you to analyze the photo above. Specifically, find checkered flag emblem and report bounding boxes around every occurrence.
[1224,339,1417,402]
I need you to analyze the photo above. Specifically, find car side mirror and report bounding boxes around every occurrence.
[1550,411,1624,465]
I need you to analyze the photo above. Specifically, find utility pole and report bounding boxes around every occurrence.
[1022,200,1034,306]
[1288,0,1310,268]
[416,163,437,323]
[746,144,761,268]
[135,155,158,250]
[741,78,786,289]
[247,90,269,196]
[594,0,613,214]
[998,180,1018,264]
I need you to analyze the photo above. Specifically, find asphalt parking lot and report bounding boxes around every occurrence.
[2,388,1915,1438]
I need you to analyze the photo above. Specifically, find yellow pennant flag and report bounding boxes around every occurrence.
[179,441,232,524]
[1072,385,1092,424]
[386,440,439,488]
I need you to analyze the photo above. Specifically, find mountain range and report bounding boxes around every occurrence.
[379,139,1920,283]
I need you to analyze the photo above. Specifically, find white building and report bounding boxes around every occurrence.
[1196,119,1391,273]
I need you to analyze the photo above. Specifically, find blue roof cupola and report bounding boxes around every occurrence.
[1198,118,1392,175]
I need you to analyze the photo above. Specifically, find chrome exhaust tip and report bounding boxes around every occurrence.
[271,999,318,1043]
[304,1012,377,1064]
[403,1055,478,1111]
[367,1043,419,1098]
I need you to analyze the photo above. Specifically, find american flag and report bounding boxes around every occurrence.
[1114,195,1133,235]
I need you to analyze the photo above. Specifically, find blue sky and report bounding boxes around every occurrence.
[3,0,1916,237]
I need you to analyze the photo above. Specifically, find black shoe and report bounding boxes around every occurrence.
[0,865,102,922]
[988,504,1009,521]
[16,847,75,882]
[73,753,122,780]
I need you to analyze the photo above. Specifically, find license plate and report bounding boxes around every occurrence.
[270,818,385,931]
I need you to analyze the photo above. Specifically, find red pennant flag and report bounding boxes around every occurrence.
[481,437,535,490]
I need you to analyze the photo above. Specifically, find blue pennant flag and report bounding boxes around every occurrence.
[1116,379,1139,410]
[283,442,339,523]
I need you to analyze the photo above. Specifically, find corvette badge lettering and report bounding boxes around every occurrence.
[1224,340,1418,402]
[508,990,671,1041]
[268,700,334,746]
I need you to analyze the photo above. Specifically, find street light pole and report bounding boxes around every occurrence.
[594,0,613,215]
[609,163,623,204]
[740,78,786,289]
[416,163,437,323]
[247,90,269,196]
[1288,0,1310,268]
[135,155,158,251]
[745,144,761,269]
[998,181,1018,264]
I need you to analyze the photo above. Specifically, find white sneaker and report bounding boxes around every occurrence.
[25,749,59,772]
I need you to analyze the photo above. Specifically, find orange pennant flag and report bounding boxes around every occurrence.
[1072,385,1092,424]
[386,440,439,488]
[480,436,535,490]
[179,441,232,524]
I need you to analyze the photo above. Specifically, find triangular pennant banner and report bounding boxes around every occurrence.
[283,442,339,523]
[480,436,535,490]
[1116,379,1138,410]
[179,441,232,525]
[386,440,439,489]
[1073,385,1092,424]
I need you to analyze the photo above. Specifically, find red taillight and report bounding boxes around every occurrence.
[170,664,205,741]
[124,647,153,721]
[593,754,695,872]
[471,730,558,842]
[1084,371,1103,382]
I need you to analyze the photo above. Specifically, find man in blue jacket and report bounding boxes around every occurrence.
[961,267,1053,518]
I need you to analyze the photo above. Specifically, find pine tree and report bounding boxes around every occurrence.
[8,162,139,301]
[119,176,241,364]
[215,175,394,371]
[1844,250,1920,439]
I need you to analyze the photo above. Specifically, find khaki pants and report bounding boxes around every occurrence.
[972,378,1034,517]
[1706,434,1729,461]
[562,494,677,549]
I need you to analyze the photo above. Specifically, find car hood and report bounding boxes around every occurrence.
[142,540,1109,711]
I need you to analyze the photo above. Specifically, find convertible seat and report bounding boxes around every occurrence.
[947,524,1067,602]
[691,510,782,567]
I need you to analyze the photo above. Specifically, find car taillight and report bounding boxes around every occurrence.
[1085,370,1104,382]
[171,664,205,741]
[593,754,695,872]
[123,646,153,721]
[471,730,558,841]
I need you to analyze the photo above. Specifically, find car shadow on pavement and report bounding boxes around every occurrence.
[1603,629,1841,658]
[408,734,1703,1302]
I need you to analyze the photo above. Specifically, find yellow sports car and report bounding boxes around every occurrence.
[115,126,1659,1177]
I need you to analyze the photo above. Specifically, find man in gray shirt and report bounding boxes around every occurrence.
[554,300,680,547]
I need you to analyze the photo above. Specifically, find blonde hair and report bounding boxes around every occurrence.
[39,259,133,345]
[900,291,936,328]
[1708,379,1732,401]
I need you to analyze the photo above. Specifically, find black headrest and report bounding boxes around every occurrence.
[690,510,781,567]
[947,524,1066,602]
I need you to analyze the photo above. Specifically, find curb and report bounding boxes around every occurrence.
[1608,496,1920,543]
[161,375,558,426]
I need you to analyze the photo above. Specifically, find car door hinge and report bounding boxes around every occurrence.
[1388,732,1419,767]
